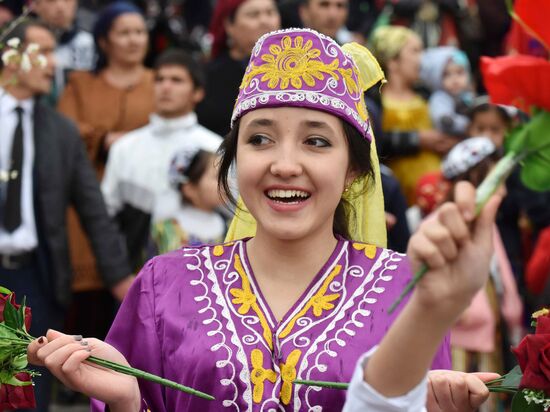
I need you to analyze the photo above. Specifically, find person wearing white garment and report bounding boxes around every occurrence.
[101,48,222,270]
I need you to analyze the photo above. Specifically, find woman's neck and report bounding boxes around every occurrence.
[102,63,145,89]
[247,225,339,285]
[228,47,248,61]
[383,75,415,100]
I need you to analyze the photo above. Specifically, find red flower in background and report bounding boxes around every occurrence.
[481,55,550,114]
[0,292,35,410]
[513,314,550,394]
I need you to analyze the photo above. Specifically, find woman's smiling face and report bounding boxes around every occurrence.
[236,107,354,241]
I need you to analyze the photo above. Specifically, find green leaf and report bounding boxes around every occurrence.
[512,391,545,412]
[4,375,32,386]
[0,322,20,340]
[11,353,27,370]
[3,297,20,329]
[17,296,27,332]
[0,287,12,295]
[503,365,523,388]
[511,110,550,191]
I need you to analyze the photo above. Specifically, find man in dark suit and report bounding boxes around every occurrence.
[0,20,133,411]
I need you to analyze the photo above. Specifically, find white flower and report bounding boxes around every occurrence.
[20,53,31,72]
[35,54,47,69]
[7,38,20,48]
[25,43,40,54]
[2,49,18,66]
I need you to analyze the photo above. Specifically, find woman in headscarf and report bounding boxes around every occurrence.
[196,0,280,136]
[58,1,153,339]
[29,28,501,412]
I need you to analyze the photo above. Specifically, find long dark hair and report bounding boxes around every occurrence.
[217,118,375,239]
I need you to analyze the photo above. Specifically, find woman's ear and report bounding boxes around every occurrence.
[345,169,359,190]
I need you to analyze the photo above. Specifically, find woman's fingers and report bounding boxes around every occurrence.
[409,231,446,269]
[429,373,455,411]
[43,341,89,375]
[453,181,476,223]
[27,336,48,366]
[437,203,470,246]
[422,220,458,261]
[465,373,491,408]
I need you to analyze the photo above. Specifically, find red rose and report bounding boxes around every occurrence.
[0,292,32,332]
[0,372,36,410]
[512,315,550,394]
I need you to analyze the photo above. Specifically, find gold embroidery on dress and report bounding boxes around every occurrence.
[279,349,302,405]
[230,254,274,349]
[213,242,235,257]
[352,242,378,259]
[250,349,278,404]
[279,264,342,339]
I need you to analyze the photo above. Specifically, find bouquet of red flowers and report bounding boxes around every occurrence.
[0,287,36,410]
[0,287,214,409]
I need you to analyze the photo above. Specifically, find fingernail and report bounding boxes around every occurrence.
[80,340,88,346]
[86,348,92,352]
[38,336,44,344]
[73,335,83,341]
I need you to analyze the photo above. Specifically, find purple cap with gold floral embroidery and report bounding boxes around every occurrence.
[231,28,373,141]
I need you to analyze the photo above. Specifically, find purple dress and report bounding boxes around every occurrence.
[92,238,450,411]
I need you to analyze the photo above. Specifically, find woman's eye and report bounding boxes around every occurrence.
[305,137,331,147]
[248,134,271,146]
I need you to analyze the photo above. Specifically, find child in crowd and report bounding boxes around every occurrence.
[370,26,458,205]
[467,101,512,149]
[421,46,474,138]
[442,137,524,412]
[151,147,226,254]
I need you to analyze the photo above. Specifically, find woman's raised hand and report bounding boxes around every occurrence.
[407,181,503,318]
[427,370,500,412]
[27,329,141,411]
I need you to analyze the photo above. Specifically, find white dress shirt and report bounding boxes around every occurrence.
[101,112,223,219]
[0,91,38,253]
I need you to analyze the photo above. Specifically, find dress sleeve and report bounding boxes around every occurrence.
[342,347,428,412]
[91,258,167,412]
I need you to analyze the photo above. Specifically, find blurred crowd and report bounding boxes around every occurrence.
[0,0,549,410]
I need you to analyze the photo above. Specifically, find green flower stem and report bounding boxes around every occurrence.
[388,152,523,314]
[293,379,349,390]
[86,357,215,401]
[294,379,519,394]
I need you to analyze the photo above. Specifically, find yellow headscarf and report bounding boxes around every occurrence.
[369,26,419,70]
[225,38,388,248]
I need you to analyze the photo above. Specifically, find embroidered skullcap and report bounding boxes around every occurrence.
[442,137,496,179]
[232,28,384,141]
[168,146,203,188]
[370,26,419,69]
[209,0,247,59]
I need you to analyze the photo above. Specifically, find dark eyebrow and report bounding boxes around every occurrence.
[303,120,332,130]
[247,118,274,127]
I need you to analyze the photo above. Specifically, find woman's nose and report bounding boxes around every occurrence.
[269,150,303,178]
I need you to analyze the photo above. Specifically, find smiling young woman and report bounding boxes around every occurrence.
[27,28,502,412]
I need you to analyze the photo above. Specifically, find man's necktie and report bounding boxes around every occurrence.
[4,107,24,232]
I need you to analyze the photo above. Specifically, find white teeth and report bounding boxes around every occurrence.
[267,189,310,198]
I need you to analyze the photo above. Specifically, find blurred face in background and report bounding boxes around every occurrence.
[34,0,77,31]
[99,13,148,67]
[9,26,57,97]
[442,61,469,96]
[182,155,224,212]
[389,34,423,85]
[154,65,204,118]
[299,0,348,39]
[468,108,509,148]
[225,0,281,60]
